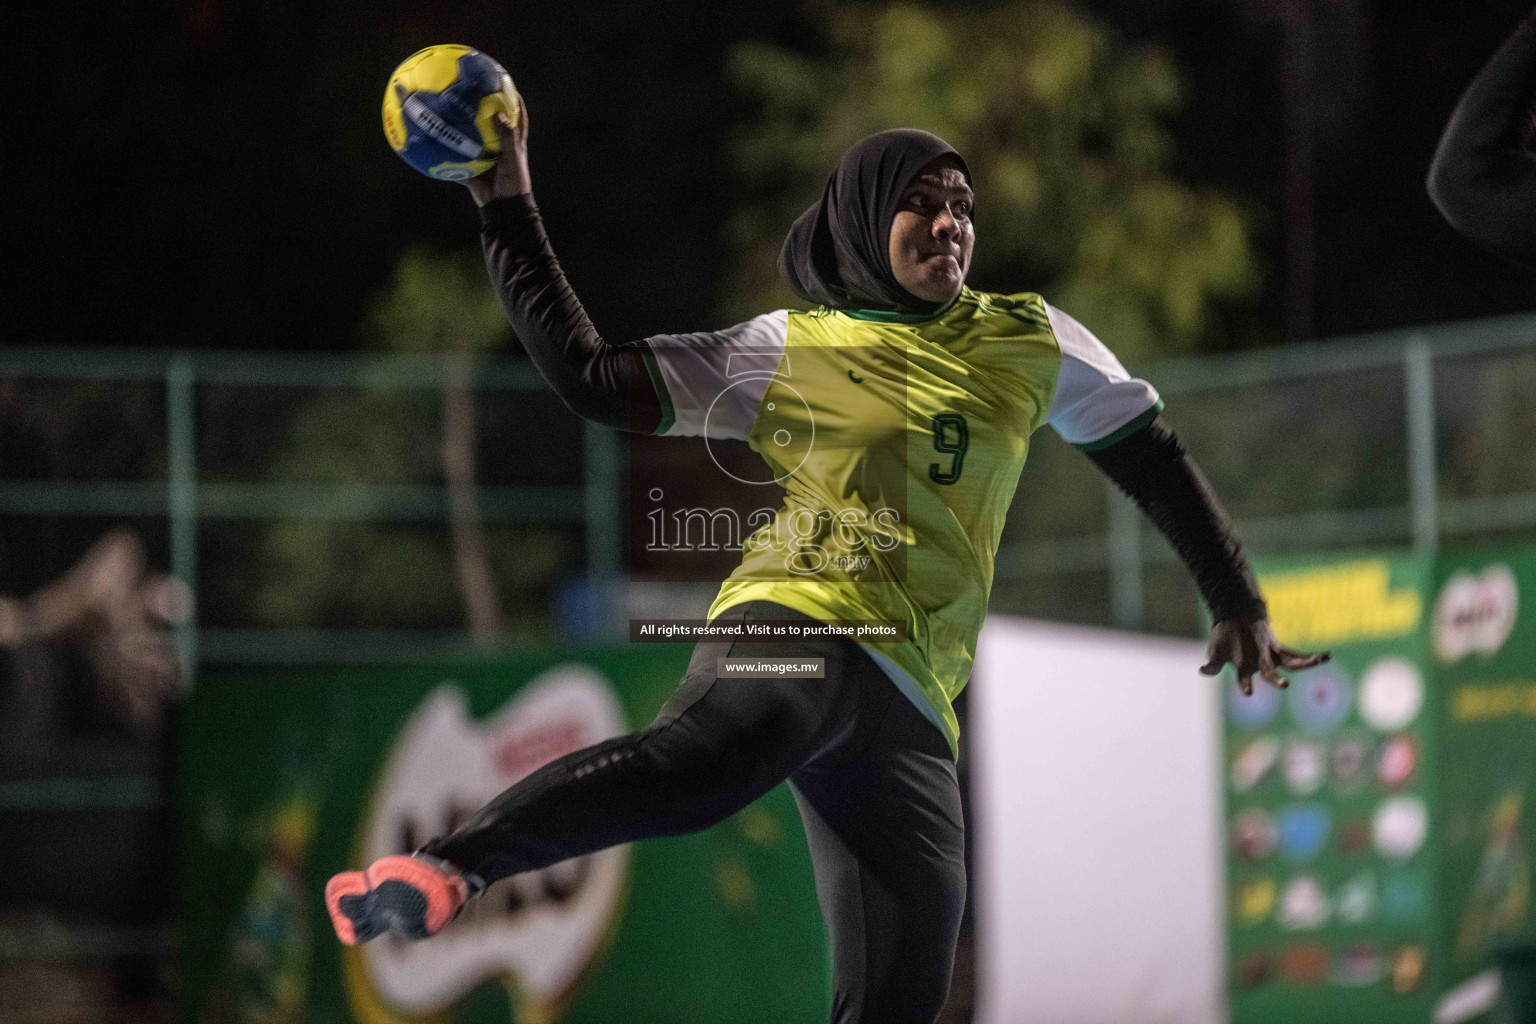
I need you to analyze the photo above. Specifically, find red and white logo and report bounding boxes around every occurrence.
[347,666,631,1021]
[1433,565,1518,664]
[1376,735,1418,790]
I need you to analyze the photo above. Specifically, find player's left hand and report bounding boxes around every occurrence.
[1200,617,1329,696]
[464,91,531,207]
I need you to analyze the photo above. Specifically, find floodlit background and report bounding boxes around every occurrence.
[3,1,1534,1022]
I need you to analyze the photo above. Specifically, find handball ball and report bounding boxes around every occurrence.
[382,44,519,181]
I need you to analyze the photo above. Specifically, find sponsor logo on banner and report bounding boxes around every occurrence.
[1279,943,1330,984]
[1374,796,1429,861]
[1278,805,1331,863]
[1290,666,1354,733]
[1280,876,1330,930]
[1331,736,1370,791]
[1359,658,1425,731]
[1231,809,1278,861]
[1376,735,1418,790]
[1454,790,1530,960]
[1283,740,1326,796]
[1228,680,1282,728]
[1334,943,1384,987]
[1388,945,1428,994]
[1433,564,1518,663]
[1334,872,1376,925]
[343,667,631,1024]
[1382,869,1429,922]
[1435,970,1502,1024]
[1231,737,1280,793]
[1235,951,1273,990]
[1260,560,1421,647]
[1339,816,1372,856]
[1236,878,1277,926]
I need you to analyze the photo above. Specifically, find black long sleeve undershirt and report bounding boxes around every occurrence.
[1086,416,1268,624]
[1427,8,1536,266]
[479,194,663,433]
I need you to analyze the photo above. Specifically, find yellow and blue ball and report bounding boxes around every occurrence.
[382,44,519,182]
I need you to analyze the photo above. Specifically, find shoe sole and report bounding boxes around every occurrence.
[325,855,466,946]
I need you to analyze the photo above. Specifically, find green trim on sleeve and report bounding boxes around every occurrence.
[637,342,676,436]
[1072,398,1165,452]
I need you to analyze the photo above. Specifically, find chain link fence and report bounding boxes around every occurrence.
[2,311,1533,677]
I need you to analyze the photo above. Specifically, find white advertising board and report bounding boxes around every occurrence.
[971,616,1222,1024]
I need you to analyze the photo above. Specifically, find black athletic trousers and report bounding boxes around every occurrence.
[421,600,966,1024]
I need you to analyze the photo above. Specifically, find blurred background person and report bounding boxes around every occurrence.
[0,529,185,1023]
[0,529,185,770]
[1428,5,1536,266]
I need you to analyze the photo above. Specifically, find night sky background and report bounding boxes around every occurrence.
[9,0,1533,360]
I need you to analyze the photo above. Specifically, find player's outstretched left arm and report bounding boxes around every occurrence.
[1085,417,1329,696]
[1044,303,1327,695]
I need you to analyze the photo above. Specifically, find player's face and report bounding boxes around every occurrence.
[888,156,975,305]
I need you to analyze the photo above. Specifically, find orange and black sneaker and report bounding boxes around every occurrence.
[325,854,483,945]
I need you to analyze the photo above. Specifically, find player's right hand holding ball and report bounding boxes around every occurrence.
[465,92,531,207]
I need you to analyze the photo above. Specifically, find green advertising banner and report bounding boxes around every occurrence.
[178,645,830,1024]
[1226,548,1536,1024]
[1432,546,1536,1024]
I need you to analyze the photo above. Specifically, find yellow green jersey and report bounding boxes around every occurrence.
[641,286,1161,757]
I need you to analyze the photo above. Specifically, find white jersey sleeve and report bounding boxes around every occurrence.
[1044,304,1163,448]
[641,310,789,440]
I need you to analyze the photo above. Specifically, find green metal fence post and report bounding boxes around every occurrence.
[166,356,198,681]
[1405,336,1439,558]
[1108,484,1144,631]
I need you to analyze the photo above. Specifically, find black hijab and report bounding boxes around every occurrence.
[778,129,972,313]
